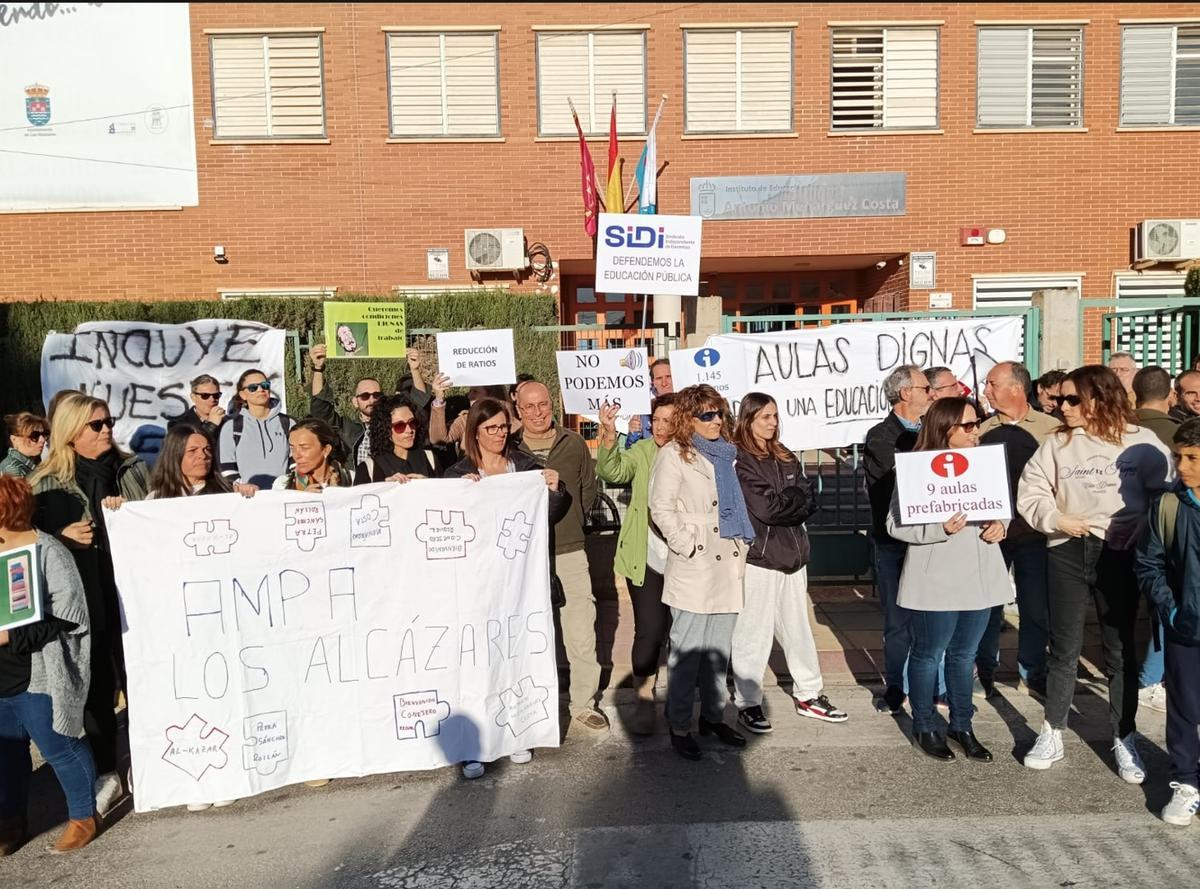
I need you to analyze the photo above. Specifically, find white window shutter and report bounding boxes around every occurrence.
[591,32,647,134]
[1177,26,1200,125]
[388,34,445,136]
[738,29,792,131]
[265,35,324,137]
[1120,27,1173,126]
[537,32,590,135]
[685,31,738,131]
[212,36,271,138]
[977,28,1031,126]
[443,33,500,136]
[1030,29,1082,127]
[831,29,883,129]
[882,29,938,128]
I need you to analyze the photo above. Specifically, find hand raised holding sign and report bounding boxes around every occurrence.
[942,512,967,535]
[598,403,620,441]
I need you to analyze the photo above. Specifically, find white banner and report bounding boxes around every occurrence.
[107,474,559,812]
[436,329,516,387]
[40,320,287,457]
[595,213,702,296]
[555,348,652,417]
[706,316,1025,450]
[894,444,1012,524]
[0,3,198,211]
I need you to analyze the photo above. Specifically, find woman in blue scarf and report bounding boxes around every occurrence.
[649,385,755,760]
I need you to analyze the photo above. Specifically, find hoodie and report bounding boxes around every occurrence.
[1136,488,1200,646]
[218,399,292,488]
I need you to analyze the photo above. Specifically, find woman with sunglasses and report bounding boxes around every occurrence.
[354,396,442,484]
[649,384,754,761]
[884,397,1009,762]
[1018,365,1174,780]
[273,419,351,492]
[730,393,847,734]
[217,369,292,489]
[1,413,49,479]
[30,393,150,817]
[444,397,568,778]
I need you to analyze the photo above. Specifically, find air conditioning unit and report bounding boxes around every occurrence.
[464,228,528,271]
[1137,219,1200,261]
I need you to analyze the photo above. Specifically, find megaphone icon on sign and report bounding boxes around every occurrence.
[618,349,645,371]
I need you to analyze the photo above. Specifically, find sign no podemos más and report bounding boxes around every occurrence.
[594,213,702,297]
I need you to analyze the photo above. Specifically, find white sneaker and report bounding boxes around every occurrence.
[1112,733,1146,784]
[462,761,485,779]
[1161,782,1200,826]
[1023,721,1064,770]
[1138,683,1168,714]
[508,750,532,765]
[186,802,213,812]
[212,799,237,808]
[94,771,125,817]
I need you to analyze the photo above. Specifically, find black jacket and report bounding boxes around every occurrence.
[736,449,816,573]
[167,406,220,439]
[1136,489,1200,646]
[863,411,919,542]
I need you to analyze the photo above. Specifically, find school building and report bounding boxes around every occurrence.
[3,3,1199,367]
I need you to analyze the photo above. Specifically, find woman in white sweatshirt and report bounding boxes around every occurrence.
[1017,365,1173,781]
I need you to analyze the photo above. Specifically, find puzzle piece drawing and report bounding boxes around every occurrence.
[350,494,391,547]
[242,710,289,776]
[393,690,451,740]
[414,510,476,560]
[494,676,551,738]
[497,511,533,560]
[163,714,230,780]
[284,501,327,552]
[183,519,239,556]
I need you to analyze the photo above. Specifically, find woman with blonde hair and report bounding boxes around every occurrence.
[30,393,149,817]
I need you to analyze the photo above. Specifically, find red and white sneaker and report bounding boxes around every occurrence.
[794,694,849,723]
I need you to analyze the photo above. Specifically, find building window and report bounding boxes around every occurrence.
[387,31,500,137]
[536,30,646,136]
[1120,24,1200,127]
[972,274,1082,308]
[1114,272,1187,303]
[684,28,793,133]
[210,33,326,139]
[830,28,939,130]
[976,27,1083,128]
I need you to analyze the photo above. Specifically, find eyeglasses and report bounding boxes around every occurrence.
[953,420,984,432]
[26,430,47,442]
[85,417,116,433]
[696,410,725,422]
[242,381,271,393]
[356,391,382,401]
[391,419,417,434]
[931,383,959,392]
[904,385,933,394]
[1052,394,1083,407]
[479,422,510,436]
[193,391,221,401]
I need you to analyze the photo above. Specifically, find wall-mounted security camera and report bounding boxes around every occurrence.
[875,260,888,270]
[213,245,228,264]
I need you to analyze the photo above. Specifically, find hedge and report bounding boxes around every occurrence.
[0,291,561,420]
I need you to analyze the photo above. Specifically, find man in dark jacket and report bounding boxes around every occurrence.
[167,374,225,439]
[1135,366,1181,450]
[1135,418,1200,825]
[862,364,930,714]
[307,343,384,466]
[1170,370,1200,424]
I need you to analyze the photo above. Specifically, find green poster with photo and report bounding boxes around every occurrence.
[0,544,42,632]
[322,302,408,359]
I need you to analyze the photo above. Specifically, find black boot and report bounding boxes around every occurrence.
[698,718,746,747]
[948,730,994,762]
[669,731,702,761]
[913,731,956,761]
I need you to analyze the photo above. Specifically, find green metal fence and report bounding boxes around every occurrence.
[1078,298,1200,373]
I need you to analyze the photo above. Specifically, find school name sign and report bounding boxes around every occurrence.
[594,212,702,296]
[106,474,559,812]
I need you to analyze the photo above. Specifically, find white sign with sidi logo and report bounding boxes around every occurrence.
[894,444,1012,525]
[594,213,703,297]
[669,346,749,413]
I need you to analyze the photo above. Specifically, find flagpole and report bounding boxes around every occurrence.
[627,94,667,205]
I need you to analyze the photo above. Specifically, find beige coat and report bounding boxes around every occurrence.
[648,441,747,614]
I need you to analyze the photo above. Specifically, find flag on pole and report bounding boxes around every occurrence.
[635,97,665,214]
[569,100,598,237]
[604,95,623,215]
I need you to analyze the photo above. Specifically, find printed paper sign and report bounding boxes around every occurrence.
[40,320,287,459]
[594,213,702,296]
[894,444,1012,524]
[669,346,749,414]
[705,316,1024,450]
[436,329,517,387]
[0,545,42,632]
[106,474,559,812]
[323,302,407,359]
[555,348,652,417]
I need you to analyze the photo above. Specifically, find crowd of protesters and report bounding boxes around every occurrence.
[3,343,1200,856]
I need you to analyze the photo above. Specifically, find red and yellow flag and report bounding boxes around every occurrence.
[570,101,598,237]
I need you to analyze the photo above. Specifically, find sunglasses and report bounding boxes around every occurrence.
[356,391,383,401]
[193,391,221,401]
[696,410,725,422]
[953,420,984,432]
[86,417,116,433]
[391,419,418,434]
[26,430,47,443]
[906,385,933,394]
[1052,394,1083,407]
[242,381,271,393]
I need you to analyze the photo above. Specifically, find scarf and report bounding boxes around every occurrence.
[74,450,122,546]
[691,434,756,542]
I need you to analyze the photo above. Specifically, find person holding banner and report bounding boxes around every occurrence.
[1,413,49,479]
[308,344,388,465]
[1018,366,1174,781]
[149,425,258,499]
[30,393,150,817]
[730,393,847,733]
[445,397,570,777]
[596,395,677,735]
[218,369,293,489]
[273,419,352,492]
[649,384,752,760]
[885,397,1010,762]
[0,476,99,855]
[354,395,443,483]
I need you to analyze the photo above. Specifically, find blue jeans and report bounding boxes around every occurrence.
[0,692,97,821]
[976,537,1050,682]
[874,537,944,696]
[1140,615,1165,688]
[909,608,992,734]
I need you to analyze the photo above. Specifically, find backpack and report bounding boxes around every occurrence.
[1157,492,1181,550]
[230,411,293,450]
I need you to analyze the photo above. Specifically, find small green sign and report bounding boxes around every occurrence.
[322,302,407,359]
